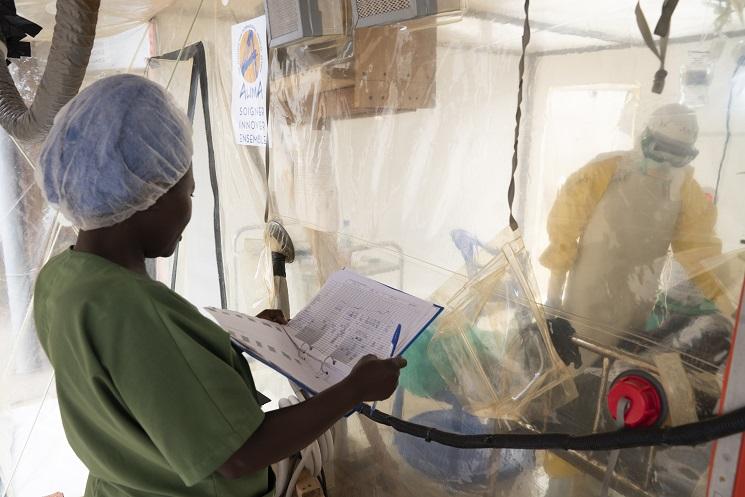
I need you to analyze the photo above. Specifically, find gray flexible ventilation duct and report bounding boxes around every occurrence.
[0,0,100,142]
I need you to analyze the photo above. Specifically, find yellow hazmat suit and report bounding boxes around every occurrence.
[540,151,724,343]
[540,104,727,495]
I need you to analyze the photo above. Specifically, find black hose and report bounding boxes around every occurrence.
[358,403,745,451]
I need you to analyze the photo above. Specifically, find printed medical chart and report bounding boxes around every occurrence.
[206,269,443,394]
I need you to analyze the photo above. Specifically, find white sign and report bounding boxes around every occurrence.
[231,16,268,147]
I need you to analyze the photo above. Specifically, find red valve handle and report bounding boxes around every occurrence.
[607,370,667,428]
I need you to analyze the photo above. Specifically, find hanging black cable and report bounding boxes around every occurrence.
[358,403,745,451]
[713,60,743,204]
[151,42,228,309]
[507,0,531,231]
[195,43,228,309]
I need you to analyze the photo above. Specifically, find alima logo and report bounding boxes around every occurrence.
[237,25,264,100]
[239,27,262,84]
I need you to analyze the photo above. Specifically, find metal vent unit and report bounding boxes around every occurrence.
[351,0,461,28]
[264,0,345,48]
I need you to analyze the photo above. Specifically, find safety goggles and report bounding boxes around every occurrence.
[641,129,699,168]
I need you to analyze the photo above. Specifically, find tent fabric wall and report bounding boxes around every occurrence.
[0,0,743,496]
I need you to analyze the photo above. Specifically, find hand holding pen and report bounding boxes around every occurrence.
[344,324,405,410]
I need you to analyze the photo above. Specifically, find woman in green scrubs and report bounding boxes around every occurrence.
[33,74,405,497]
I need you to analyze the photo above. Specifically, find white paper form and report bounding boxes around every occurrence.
[289,270,439,362]
[205,307,336,393]
[206,269,442,394]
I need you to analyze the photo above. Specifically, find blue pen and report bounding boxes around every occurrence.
[371,324,402,414]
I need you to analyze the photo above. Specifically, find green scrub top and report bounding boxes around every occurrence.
[34,249,274,497]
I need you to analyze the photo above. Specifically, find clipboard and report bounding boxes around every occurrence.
[207,269,443,396]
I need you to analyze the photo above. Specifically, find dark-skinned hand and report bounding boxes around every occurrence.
[256,309,288,325]
[345,354,407,402]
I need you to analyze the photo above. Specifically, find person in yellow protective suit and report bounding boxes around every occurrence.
[540,103,727,349]
[542,103,727,497]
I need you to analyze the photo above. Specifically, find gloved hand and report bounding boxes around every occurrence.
[547,317,582,368]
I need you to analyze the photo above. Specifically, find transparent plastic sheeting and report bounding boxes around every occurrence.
[423,229,577,419]
[15,0,176,42]
[0,0,743,496]
[0,64,86,497]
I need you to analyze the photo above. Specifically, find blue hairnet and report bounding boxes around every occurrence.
[39,74,193,230]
